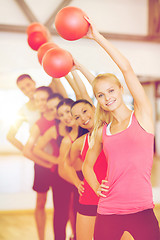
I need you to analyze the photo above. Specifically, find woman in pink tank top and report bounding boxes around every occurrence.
[70,99,131,240]
[82,17,160,240]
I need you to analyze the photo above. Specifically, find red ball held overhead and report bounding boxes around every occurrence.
[42,48,73,78]
[27,31,48,51]
[27,22,48,37]
[55,6,89,41]
[37,42,59,64]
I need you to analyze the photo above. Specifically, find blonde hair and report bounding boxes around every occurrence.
[90,73,121,148]
[92,73,121,93]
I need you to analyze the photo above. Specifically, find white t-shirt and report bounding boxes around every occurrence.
[18,103,40,129]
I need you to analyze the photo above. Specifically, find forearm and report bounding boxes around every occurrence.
[7,125,24,151]
[33,147,59,164]
[23,149,52,168]
[82,162,99,194]
[71,70,92,103]
[76,63,95,85]
[65,74,81,99]
[82,132,103,194]
[94,32,150,110]
[7,136,24,151]
[49,78,68,98]
[58,162,81,188]
[34,158,52,168]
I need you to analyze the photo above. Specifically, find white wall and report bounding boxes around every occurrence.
[0,32,160,89]
[0,0,159,89]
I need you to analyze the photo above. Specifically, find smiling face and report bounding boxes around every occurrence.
[47,97,60,119]
[94,77,124,112]
[58,104,76,127]
[17,77,36,99]
[71,102,95,131]
[34,90,49,113]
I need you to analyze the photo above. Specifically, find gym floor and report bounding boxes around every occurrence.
[0,154,160,240]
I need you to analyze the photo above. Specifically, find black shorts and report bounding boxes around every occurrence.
[78,203,97,216]
[33,163,53,193]
[94,209,160,240]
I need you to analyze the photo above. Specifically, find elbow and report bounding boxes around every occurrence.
[58,165,63,178]
[58,163,65,179]
[6,135,11,143]
[6,132,13,143]
[122,59,133,74]
[58,166,64,179]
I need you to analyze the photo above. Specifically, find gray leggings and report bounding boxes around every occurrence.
[94,209,160,240]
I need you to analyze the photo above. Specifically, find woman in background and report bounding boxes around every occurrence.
[33,97,87,240]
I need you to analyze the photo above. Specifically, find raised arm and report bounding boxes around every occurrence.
[84,17,153,132]
[49,77,68,98]
[73,58,95,85]
[64,74,81,100]
[70,70,93,104]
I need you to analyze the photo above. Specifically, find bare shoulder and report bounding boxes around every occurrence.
[70,134,86,153]
[30,123,40,136]
[61,135,72,146]
[96,125,103,143]
[73,134,86,148]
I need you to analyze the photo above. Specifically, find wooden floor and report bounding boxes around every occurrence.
[0,155,160,240]
[0,206,160,240]
[0,210,72,240]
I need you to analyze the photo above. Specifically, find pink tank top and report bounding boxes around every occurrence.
[98,113,154,215]
[80,134,107,205]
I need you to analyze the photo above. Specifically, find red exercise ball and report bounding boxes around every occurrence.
[27,31,48,51]
[37,42,59,65]
[27,22,48,36]
[42,48,73,78]
[55,6,89,41]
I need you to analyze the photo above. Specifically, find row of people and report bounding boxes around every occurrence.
[7,66,107,240]
[7,15,160,240]
[7,69,81,238]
